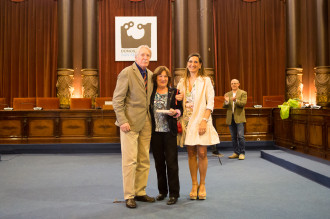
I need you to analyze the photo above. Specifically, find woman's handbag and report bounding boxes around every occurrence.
[177,120,182,133]
[175,89,182,133]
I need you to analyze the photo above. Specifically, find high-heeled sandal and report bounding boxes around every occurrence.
[198,183,206,200]
[189,183,199,200]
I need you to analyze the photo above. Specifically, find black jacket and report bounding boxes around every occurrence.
[150,87,183,136]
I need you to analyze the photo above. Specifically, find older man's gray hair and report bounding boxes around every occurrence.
[135,45,152,57]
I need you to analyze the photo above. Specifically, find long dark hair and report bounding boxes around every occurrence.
[182,53,206,88]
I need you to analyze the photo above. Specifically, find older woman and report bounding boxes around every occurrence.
[177,53,220,200]
[150,66,183,205]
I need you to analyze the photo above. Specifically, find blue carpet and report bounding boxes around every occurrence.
[0,151,330,219]
[261,150,330,188]
[0,141,275,154]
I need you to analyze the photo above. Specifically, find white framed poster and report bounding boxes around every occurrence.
[115,16,157,61]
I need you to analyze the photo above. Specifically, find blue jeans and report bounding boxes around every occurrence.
[229,115,245,155]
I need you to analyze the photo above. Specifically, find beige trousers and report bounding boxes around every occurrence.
[120,115,152,200]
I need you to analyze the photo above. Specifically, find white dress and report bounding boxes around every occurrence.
[177,76,220,146]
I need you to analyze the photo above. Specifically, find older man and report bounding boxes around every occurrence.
[113,45,155,208]
[223,79,247,160]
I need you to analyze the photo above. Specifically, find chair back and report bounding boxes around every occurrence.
[13,98,36,110]
[214,96,225,109]
[70,98,92,109]
[95,97,112,109]
[0,98,6,106]
[245,96,254,107]
[263,95,285,107]
[36,98,60,109]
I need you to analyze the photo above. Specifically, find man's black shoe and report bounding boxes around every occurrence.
[135,195,156,202]
[212,151,224,157]
[126,198,136,208]
[156,194,166,201]
[167,197,178,205]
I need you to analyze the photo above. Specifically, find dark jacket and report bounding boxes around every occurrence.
[150,87,183,136]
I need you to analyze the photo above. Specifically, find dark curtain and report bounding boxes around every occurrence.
[0,0,326,105]
[0,0,58,106]
[213,0,286,105]
[98,0,171,97]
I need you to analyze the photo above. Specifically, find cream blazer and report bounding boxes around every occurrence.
[177,76,220,146]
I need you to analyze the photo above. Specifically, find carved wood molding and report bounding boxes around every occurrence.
[81,69,99,104]
[314,66,330,107]
[285,68,303,100]
[56,69,74,109]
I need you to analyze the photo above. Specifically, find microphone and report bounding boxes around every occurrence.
[18,102,43,110]
[21,102,42,110]
[247,100,261,108]
[265,99,283,104]
[0,103,13,111]
[103,101,113,110]
[250,101,262,108]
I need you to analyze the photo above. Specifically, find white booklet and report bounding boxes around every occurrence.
[156,110,170,114]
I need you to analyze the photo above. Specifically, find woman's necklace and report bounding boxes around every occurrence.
[157,87,168,94]
[189,75,197,92]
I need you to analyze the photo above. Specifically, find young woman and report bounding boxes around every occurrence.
[177,53,220,200]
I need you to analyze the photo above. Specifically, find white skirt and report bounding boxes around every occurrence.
[184,118,220,146]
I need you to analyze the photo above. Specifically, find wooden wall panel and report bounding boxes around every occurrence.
[0,120,21,137]
[0,108,273,144]
[0,110,121,144]
[308,123,324,158]
[1,108,328,161]
[274,111,293,148]
[293,122,306,143]
[214,117,230,138]
[327,123,330,160]
[29,120,54,137]
[246,117,269,134]
[292,121,307,153]
[213,108,273,141]
[61,119,86,136]
[93,118,118,137]
[274,108,330,160]
[309,125,323,147]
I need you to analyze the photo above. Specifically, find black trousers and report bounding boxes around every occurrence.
[151,132,180,198]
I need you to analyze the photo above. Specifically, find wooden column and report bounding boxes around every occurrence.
[57,0,74,109]
[173,0,188,86]
[314,0,330,107]
[82,0,98,107]
[198,0,215,84]
[285,0,303,101]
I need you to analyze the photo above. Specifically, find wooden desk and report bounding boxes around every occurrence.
[0,108,274,144]
[1,108,329,161]
[213,108,274,141]
[0,109,119,144]
[273,108,330,160]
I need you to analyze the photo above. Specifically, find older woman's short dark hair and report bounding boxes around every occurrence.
[152,66,172,87]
